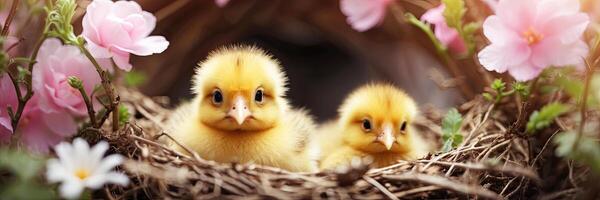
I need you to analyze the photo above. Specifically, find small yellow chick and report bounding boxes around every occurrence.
[318,84,430,170]
[167,46,318,172]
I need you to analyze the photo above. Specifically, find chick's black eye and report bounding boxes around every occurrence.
[255,88,264,103]
[400,121,407,132]
[362,119,372,132]
[212,89,223,104]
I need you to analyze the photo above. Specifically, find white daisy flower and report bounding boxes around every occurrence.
[46,138,129,199]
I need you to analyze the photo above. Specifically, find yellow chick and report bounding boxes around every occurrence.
[167,46,318,172]
[318,84,429,170]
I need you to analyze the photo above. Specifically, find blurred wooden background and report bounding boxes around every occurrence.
[79,0,494,121]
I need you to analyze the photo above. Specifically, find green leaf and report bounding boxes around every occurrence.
[124,71,147,87]
[45,0,79,45]
[461,22,480,55]
[442,0,465,30]
[526,103,570,134]
[0,149,56,199]
[491,79,506,92]
[0,148,46,181]
[17,66,30,82]
[118,105,130,127]
[462,22,480,36]
[557,76,584,100]
[1,180,55,200]
[554,132,600,174]
[512,82,530,97]
[441,108,463,152]
[482,92,493,101]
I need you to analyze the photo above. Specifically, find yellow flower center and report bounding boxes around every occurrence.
[74,168,90,180]
[522,27,543,45]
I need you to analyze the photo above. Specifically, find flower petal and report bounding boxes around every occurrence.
[478,43,531,73]
[59,180,85,200]
[126,36,170,56]
[42,112,77,136]
[90,141,109,163]
[496,0,536,31]
[46,158,71,183]
[421,4,445,24]
[531,39,588,68]
[54,141,76,171]
[508,62,543,81]
[111,53,133,71]
[85,42,112,58]
[482,15,521,44]
[94,154,124,174]
[85,172,129,189]
[340,0,388,32]
[538,0,580,17]
[538,13,589,44]
[73,138,91,154]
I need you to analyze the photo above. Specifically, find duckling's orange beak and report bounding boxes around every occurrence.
[228,95,251,125]
[376,123,395,150]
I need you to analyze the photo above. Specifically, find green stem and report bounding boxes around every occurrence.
[1,0,20,36]
[77,44,119,131]
[76,84,96,127]
[7,33,46,135]
[573,59,596,150]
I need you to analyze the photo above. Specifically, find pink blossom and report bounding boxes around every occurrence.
[478,0,589,81]
[0,75,77,153]
[0,75,16,143]
[82,0,169,71]
[32,38,101,116]
[340,0,391,32]
[215,0,230,7]
[421,4,467,54]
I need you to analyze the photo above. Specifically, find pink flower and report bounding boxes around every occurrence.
[340,0,391,32]
[82,0,169,71]
[0,76,77,153]
[215,0,230,7]
[421,4,467,54]
[478,0,589,81]
[32,38,101,116]
[0,75,16,143]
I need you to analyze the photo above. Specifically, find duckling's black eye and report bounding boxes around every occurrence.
[212,89,223,105]
[400,121,407,132]
[255,88,264,103]
[362,119,372,132]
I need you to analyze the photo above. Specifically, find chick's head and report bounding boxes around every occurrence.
[192,46,289,132]
[338,84,418,154]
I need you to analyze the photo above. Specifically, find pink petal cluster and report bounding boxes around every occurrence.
[0,76,77,153]
[82,0,169,71]
[421,4,467,54]
[215,0,230,7]
[340,0,391,32]
[33,38,101,116]
[0,76,15,143]
[478,0,589,81]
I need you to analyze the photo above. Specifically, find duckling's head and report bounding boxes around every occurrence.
[338,84,418,153]
[192,46,289,132]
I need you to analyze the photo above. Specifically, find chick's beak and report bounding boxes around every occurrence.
[228,95,251,125]
[376,123,395,150]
